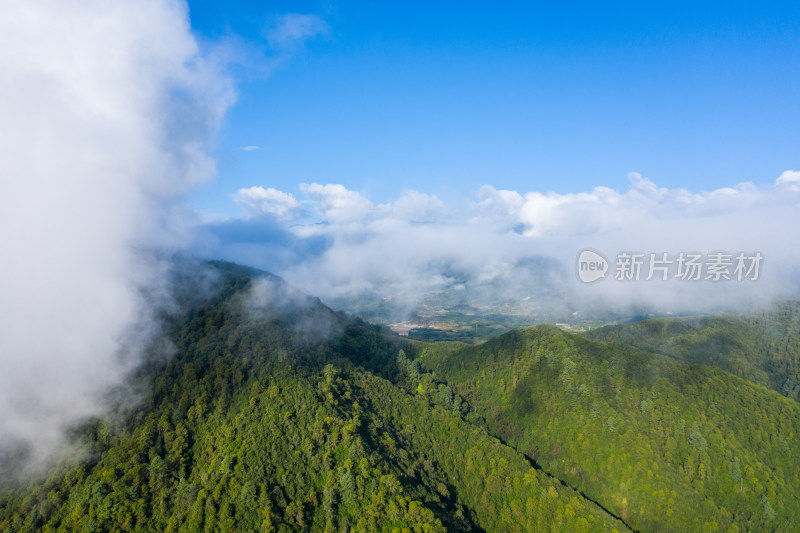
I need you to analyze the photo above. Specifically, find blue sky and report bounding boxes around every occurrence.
[185,1,800,217]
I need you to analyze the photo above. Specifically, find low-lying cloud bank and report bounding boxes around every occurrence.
[206,171,800,319]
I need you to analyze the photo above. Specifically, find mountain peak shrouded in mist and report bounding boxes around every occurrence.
[2,259,800,531]
[0,261,633,530]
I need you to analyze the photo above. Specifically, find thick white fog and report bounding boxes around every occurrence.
[0,0,232,470]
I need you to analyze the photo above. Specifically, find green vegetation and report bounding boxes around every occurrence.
[0,263,626,532]
[3,261,799,532]
[586,300,800,401]
[418,326,800,532]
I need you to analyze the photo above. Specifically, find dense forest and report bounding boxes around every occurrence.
[0,263,626,532]
[586,302,800,402]
[1,261,798,532]
[418,327,800,532]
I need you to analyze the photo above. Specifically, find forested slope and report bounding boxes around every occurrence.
[586,300,800,402]
[0,262,627,532]
[418,326,800,532]
[4,261,798,532]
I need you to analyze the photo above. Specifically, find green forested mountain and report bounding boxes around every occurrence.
[0,262,626,532]
[2,262,799,532]
[585,300,800,402]
[417,326,800,532]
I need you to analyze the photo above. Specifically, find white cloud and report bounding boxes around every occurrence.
[300,183,374,223]
[265,13,329,51]
[233,186,302,220]
[776,170,800,191]
[509,173,766,238]
[0,0,232,472]
[381,190,447,222]
[479,185,525,214]
[207,172,800,319]
[241,145,261,151]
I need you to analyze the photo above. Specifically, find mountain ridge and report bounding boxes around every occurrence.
[2,261,799,532]
[0,261,629,532]
[418,324,800,531]
[585,300,800,402]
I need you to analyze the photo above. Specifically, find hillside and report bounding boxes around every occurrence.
[3,261,799,532]
[585,300,800,402]
[418,326,800,532]
[0,262,626,532]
